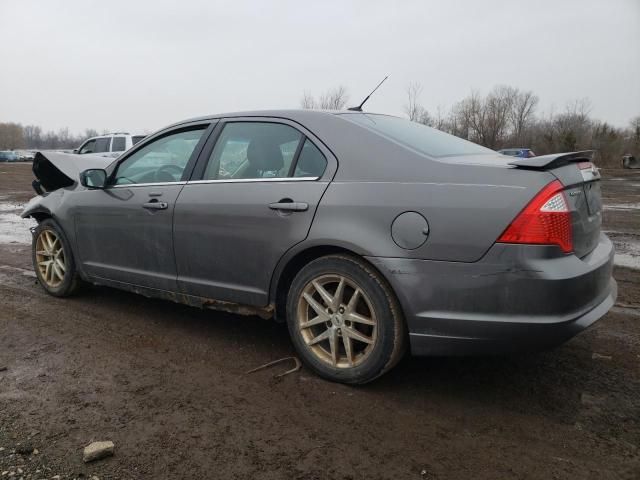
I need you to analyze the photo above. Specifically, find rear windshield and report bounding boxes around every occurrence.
[341,113,494,158]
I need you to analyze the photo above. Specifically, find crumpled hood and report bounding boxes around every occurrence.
[33,151,113,192]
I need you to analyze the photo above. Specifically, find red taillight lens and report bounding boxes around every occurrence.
[497,180,573,253]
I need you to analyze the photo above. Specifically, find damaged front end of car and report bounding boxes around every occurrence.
[22,151,113,220]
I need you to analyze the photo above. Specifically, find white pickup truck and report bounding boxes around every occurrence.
[74,132,146,158]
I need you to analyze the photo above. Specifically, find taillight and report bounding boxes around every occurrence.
[497,180,573,253]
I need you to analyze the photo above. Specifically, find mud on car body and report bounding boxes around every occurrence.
[23,110,616,384]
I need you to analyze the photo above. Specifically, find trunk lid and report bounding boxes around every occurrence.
[509,151,602,258]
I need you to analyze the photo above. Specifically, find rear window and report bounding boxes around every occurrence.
[341,113,494,158]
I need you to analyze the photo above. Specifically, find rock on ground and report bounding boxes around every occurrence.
[82,441,114,463]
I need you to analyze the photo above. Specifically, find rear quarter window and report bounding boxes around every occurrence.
[294,140,326,177]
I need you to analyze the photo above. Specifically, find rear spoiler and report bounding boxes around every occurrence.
[508,150,595,170]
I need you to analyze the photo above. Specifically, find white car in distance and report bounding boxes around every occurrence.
[74,133,146,158]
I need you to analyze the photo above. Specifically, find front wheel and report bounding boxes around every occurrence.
[286,254,406,384]
[32,219,82,297]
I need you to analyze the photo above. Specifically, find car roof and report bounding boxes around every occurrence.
[164,109,398,129]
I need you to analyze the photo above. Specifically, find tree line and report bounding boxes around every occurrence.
[2,85,638,168]
[0,123,101,151]
[301,84,640,168]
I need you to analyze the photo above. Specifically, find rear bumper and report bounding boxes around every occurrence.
[366,234,617,355]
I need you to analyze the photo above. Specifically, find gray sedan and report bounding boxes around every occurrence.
[22,110,616,384]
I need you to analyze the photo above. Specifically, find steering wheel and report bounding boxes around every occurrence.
[155,164,183,182]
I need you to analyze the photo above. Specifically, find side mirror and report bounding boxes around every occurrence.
[79,169,107,189]
[73,149,79,154]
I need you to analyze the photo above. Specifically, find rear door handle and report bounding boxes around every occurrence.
[143,201,168,210]
[269,201,309,212]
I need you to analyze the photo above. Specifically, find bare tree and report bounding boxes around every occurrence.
[23,125,43,149]
[300,91,316,109]
[432,106,447,131]
[403,82,435,126]
[404,82,424,122]
[84,128,100,139]
[0,123,25,149]
[509,90,539,145]
[450,86,518,148]
[319,86,349,110]
[300,86,349,110]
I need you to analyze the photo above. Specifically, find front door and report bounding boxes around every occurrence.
[74,125,210,290]
[174,120,334,306]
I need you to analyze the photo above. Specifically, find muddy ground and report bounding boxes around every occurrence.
[0,162,638,480]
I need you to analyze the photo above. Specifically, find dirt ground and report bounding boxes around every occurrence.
[0,162,638,480]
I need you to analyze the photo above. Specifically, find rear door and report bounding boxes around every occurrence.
[74,123,212,290]
[174,118,335,306]
[94,137,111,156]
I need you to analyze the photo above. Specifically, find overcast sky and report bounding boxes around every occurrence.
[1,0,638,134]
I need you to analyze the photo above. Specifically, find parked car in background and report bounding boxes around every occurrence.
[498,148,536,158]
[22,110,615,384]
[74,133,146,158]
[0,150,20,162]
[16,150,36,161]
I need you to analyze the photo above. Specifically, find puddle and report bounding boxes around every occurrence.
[609,234,640,270]
[0,202,36,244]
[603,203,640,211]
[614,253,640,269]
[0,202,24,212]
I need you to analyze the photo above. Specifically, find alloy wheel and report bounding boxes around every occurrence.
[297,274,378,368]
[35,229,66,288]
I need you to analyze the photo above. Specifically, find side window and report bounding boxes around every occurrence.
[204,122,303,180]
[112,127,206,185]
[132,135,145,145]
[94,138,111,153]
[111,137,126,152]
[78,139,96,154]
[294,139,327,178]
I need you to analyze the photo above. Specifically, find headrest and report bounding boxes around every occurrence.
[247,139,284,171]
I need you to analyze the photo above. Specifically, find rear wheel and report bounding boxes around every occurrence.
[286,254,406,384]
[32,219,82,297]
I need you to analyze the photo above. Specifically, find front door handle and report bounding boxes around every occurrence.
[143,201,168,210]
[269,200,309,212]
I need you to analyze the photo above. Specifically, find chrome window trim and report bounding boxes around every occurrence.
[109,181,187,188]
[186,177,320,185]
[107,177,320,188]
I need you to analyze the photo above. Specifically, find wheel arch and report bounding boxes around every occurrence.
[270,243,404,323]
[27,209,54,223]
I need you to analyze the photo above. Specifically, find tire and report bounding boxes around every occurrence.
[286,254,406,384]
[32,218,82,297]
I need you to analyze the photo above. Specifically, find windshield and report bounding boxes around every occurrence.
[341,113,495,158]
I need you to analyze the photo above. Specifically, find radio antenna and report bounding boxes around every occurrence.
[347,75,389,111]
